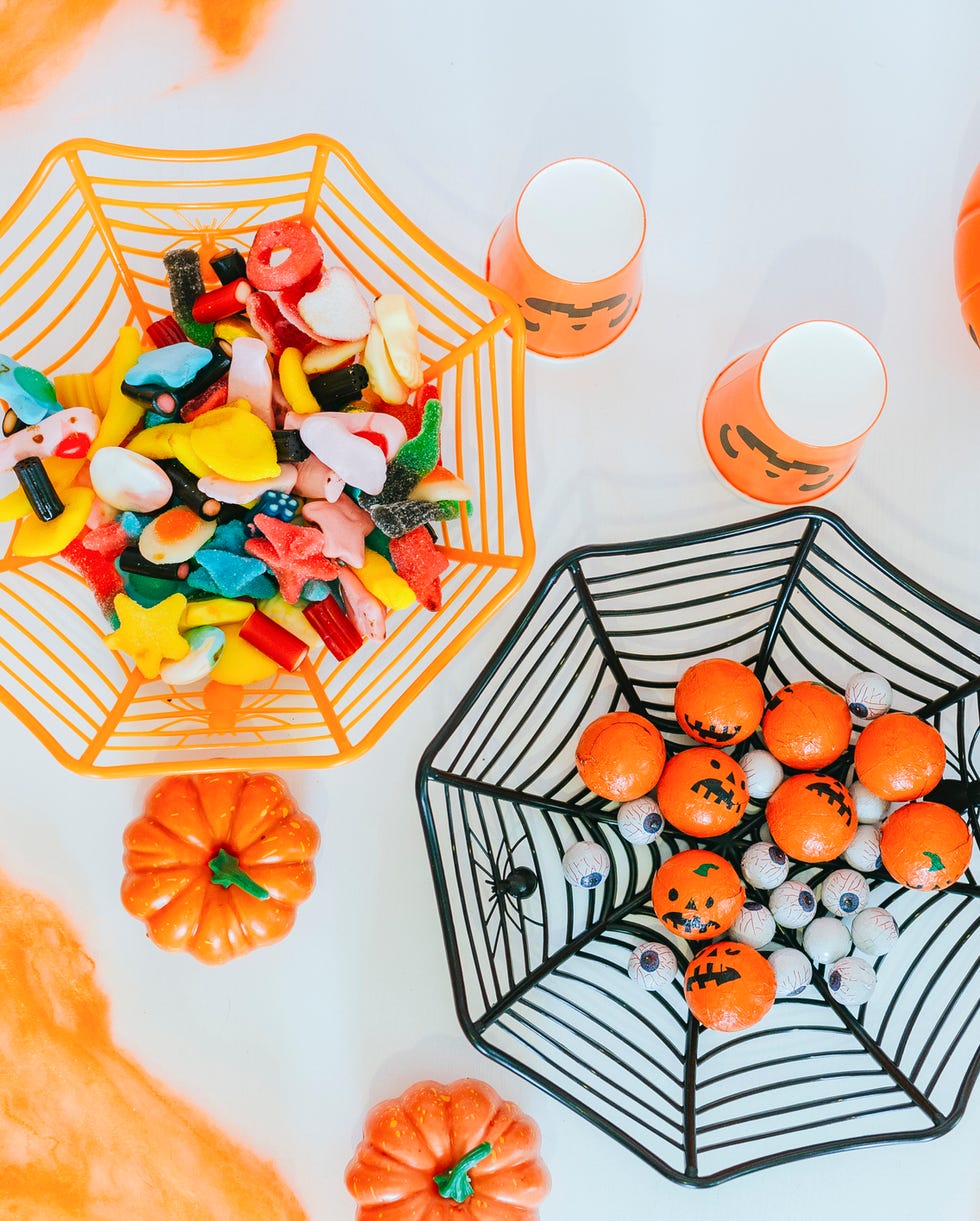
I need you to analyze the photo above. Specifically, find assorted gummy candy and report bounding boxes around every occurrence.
[0,219,473,686]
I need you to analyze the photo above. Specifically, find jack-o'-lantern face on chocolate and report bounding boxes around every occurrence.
[652,849,744,941]
[674,658,765,747]
[718,423,834,494]
[657,747,748,837]
[684,941,777,1031]
[765,773,857,863]
[522,292,634,342]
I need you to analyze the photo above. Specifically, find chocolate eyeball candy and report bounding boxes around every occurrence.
[561,841,611,890]
[851,906,900,956]
[821,868,870,917]
[617,795,664,845]
[849,779,890,825]
[729,900,776,949]
[740,842,790,890]
[803,916,852,965]
[827,956,877,1006]
[627,942,678,991]
[769,880,817,929]
[845,671,892,722]
[740,749,784,800]
[843,824,883,873]
[769,947,813,997]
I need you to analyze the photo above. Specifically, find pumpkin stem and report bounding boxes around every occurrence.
[432,1142,492,1202]
[208,848,270,900]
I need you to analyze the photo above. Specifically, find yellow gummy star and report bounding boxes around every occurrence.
[104,593,190,680]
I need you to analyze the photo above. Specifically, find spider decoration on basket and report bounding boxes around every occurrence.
[467,825,543,955]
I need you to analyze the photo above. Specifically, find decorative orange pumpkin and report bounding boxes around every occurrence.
[880,800,972,890]
[853,712,946,801]
[955,161,980,346]
[761,681,851,769]
[345,1078,550,1219]
[575,710,666,801]
[684,941,777,1032]
[121,772,320,965]
[765,772,856,862]
[674,657,764,746]
[657,746,748,836]
[652,849,745,940]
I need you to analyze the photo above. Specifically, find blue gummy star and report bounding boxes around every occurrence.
[187,549,276,600]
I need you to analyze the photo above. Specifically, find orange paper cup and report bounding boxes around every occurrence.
[487,158,646,358]
[701,320,887,504]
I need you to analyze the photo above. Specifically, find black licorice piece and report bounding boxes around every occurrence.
[14,457,63,521]
[156,458,247,524]
[118,548,190,581]
[273,429,310,463]
[308,363,369,410]
[209,250,248,286]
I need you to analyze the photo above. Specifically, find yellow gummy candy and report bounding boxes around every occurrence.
[53,372,102,417]
[12,486,94,557]
[189,403,279,481]
[103,592,189,681]
[215,318,260,344]
[257,593,321,647]
[207,623,280,685]
[278,347,321,415]
[181,598,253,628]
[90,327,144,452]
[170,429,213,478]
[126,423,184,459]
[353,549,416,610]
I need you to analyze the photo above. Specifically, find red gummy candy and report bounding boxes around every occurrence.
[243,514,340,604]
[180,375,229,422]
[383,382,438,442]
[146,315,186,348]
[246,220,323,292]
[82,520,129,558]
[245,292,318,358]
[389,527,448,612]
[62,534,124,620]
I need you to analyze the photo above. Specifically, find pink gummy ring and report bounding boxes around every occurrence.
[246,220,323,291]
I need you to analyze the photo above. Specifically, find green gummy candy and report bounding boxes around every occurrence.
[393,399,442,479]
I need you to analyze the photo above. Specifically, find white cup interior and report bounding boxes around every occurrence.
[516,159,645,284]
[759,321,886,447]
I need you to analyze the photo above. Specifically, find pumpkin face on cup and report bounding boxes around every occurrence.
[879,801,972,890]
[652,849,745,941]
[657,747,748,836]
[761,681,851,770]
[684,941,777,1032]
[765,773,857,862]
[673,657,765,746]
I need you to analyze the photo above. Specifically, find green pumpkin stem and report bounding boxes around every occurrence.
[208,848,270,900]
[432,1142,492,1202]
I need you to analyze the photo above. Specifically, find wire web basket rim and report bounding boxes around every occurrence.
[416,506,980,1186]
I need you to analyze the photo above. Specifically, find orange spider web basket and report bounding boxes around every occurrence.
[0,135,534,776]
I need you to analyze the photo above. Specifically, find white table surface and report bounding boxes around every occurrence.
[2,1,980,1216]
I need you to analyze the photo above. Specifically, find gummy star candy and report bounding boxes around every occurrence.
[389,526,449,612]
[187,549,276,601]
[103,592,190,679]
[301,493,373,566]
[243,514,340,603]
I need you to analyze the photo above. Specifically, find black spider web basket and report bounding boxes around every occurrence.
[416,508,980,1186]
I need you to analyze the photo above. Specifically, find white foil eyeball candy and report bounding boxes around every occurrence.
[843,824,882,873]
[89,446,173,513]
[769,880,817,929]
[729,900,777,949]
[849,779,890,825]
[803,916,852,965]
[845,671,892,722]
[851,907,900,956]
[827,956,877,1006]
[820,868,870,917]
[561,842,611,890]
[740,842,790,889]
[627,942,678,991]
[740,749,785,800]
[769,947,813,997]
[617,795,664,845]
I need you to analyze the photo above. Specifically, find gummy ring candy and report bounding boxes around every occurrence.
[246,220,323,291]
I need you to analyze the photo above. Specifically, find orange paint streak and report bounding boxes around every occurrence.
[0,868,307,1218]
[0,0,281,109]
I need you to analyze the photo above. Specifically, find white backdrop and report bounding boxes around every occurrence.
[1,1,980,1216]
